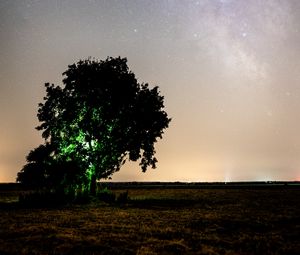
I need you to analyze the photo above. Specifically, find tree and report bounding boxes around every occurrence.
[19,57,170,194]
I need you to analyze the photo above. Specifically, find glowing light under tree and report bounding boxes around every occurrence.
[17,57,170,195]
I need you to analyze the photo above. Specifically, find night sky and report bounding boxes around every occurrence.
[1,0,300,182]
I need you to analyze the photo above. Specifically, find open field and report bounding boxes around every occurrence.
[0,184,299,254]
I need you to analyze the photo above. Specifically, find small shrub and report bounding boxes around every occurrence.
[18,190,73,207]
[116,191,129,204]
[97,187,116,203]
[74,190,91,204]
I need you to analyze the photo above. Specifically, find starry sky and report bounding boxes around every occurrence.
[1,0,300,182]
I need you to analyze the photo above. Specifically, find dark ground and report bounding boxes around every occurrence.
[0,183,299,254]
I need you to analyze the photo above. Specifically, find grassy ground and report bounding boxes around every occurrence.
[0,187,299,254]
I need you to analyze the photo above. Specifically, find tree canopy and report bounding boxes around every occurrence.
[17,57,170,193]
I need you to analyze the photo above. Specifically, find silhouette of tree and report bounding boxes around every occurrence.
[18,57,170,194]
[17,143,54,189]
[17,143,83,191]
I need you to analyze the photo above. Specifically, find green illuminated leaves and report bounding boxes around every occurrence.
[31,57,170,192]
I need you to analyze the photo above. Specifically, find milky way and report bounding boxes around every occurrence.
[1,0,300,182]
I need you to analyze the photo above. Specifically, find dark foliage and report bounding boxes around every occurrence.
[18,190,74,207]
[116,190,129,204]
[17,143,84,191]
[17,57,170,195]
[97,187,116,203]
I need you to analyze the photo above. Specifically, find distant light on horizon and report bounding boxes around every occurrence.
[1,0,300,182]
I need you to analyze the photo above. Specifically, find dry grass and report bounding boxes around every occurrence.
[0,188,299,254]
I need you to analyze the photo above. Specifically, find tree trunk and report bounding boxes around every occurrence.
[90,174,96,196]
